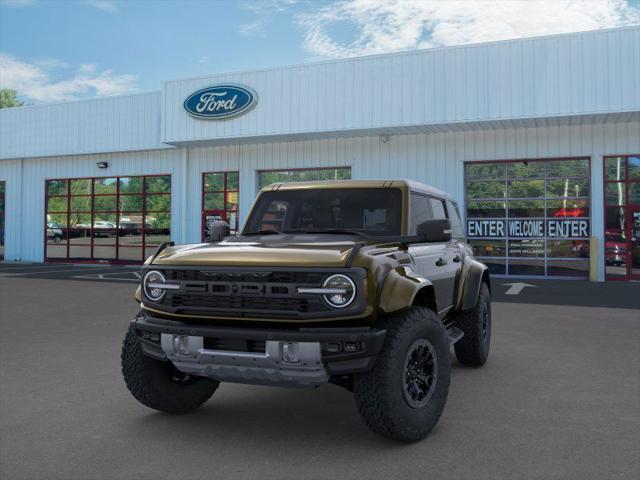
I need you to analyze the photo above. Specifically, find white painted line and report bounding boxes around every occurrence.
[0,267,124,277]
[503,282,537,295]
[71,275,139,283]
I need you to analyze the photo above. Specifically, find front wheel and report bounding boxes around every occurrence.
[353,306,451,442]
[121,324,219,414]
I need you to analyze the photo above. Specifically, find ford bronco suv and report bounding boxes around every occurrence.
[121,180,491,442]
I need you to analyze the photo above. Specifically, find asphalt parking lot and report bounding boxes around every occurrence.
[0,263,639,480]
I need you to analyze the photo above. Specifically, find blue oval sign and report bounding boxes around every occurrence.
[183,84,257,119]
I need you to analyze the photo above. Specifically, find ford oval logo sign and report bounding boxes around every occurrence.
[183,84,257,120]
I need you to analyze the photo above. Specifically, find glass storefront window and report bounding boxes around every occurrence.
[603,155,640,280]
[604,157,626,181]
[202,171,240,239]
[507,161,545,179]
[507,180,544,198]
[45,175,171,262]
[605,183,625,205]
[465,163,505,181]
[465,157,591,277]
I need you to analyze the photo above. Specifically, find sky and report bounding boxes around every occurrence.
[1,0,639,104]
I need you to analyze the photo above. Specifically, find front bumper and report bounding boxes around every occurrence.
[133,314,386,388]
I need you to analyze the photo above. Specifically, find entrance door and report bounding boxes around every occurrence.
[630,208,640,280]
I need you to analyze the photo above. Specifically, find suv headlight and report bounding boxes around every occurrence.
[143,270,167,302]
[322,274,356,308]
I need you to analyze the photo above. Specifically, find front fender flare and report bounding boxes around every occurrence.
[456,257,489,311]
[379,266,434,314]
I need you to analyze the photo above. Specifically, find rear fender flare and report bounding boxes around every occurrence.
[379,266,435,314]
[456,257,490,311]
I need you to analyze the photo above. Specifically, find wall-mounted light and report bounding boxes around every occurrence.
[96,161,108,169]
[379,134,390,144]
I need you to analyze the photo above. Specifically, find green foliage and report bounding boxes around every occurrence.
[0,89,24,109]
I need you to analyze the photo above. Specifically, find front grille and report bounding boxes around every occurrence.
[169,294,324,314]
[148,267,366,320]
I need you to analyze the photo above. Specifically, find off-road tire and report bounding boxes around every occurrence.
[121,324,219,414]
[353,306,451,442]
[454,282,491,367]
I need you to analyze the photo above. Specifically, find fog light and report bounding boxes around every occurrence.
[173,335,190,356]
[282,342,300,364]
[344,342,359,352]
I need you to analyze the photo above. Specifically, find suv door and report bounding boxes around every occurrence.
[408,194,462,315]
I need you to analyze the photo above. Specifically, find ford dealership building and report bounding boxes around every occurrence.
[1,26,639,281]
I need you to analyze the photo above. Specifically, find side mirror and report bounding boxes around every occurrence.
[208,220,230,243]
[417,219,452,243]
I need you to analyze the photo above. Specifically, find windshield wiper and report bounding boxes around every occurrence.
[242,229,284,236]
[304,229,370,239]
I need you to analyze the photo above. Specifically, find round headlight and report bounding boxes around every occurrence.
[143,270,166,302]
[322,274,356,308]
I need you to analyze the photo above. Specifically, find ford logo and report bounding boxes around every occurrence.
[183,84,257,120]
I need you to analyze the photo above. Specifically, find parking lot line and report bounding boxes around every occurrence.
[0,267,134,276]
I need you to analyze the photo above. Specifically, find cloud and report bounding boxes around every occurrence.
[0,53,138,103]
[238,19,266,36]
[83,0,118,12]
[297,0,640,58]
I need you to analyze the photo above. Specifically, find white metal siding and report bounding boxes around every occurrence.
[0,92,168,160]
[162,27,640,144]
[1,120,639,280]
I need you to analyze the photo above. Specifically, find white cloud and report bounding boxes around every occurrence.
[0,53,138,103]
[297,0,640,58]
[238,19,267,36]
[83,0,118,13]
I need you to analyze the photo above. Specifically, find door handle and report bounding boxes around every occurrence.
[453,255,461,263]
[436,257,447,267]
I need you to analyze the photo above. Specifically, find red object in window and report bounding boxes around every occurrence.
[553,207,585,217]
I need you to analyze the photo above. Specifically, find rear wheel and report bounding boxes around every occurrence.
[121,324,219,414]
[454,282,491,367]
[353,306,451,442]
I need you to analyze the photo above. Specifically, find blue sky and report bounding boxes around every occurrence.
[1,0,639,104]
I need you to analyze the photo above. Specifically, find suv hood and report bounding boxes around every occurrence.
[151,237,358,268]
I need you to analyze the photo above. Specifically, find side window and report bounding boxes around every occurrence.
[429,198,447,220]
[409,193,431,234]
[446,200,465,239]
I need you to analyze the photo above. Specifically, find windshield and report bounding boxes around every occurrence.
[243,188,403,236]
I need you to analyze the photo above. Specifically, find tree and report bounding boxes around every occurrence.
[0,89,24,109]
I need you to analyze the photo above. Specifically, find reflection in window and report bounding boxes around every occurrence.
[465,157,590,277]
[409,194,431,234]
[465,163,505,180]
[45,175,171,262]
[468,240,506,257]
[507,200,545,218]
[202,171,240,238]
[605,183,625,205]
[507,180,544,198]
[507,161,545,179]
[604,157,626,181]
[466,201,506,218]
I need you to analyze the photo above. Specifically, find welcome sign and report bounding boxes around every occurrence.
[467,219,589,239]
[184,84,257,119]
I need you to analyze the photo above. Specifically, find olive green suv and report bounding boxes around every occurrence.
[121,180,491,442]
